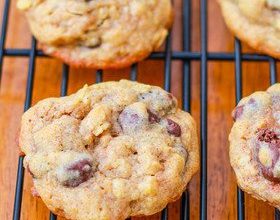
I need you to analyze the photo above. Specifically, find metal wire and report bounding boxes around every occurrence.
[270,58,277,85]
[13,38,37,220]
[0,0,277,219]
[181,0,191,219]
[49,213,57,220]
[96,69,103,83]
[161,32,172,220]
[0,0,10,85]
[164,35,172,92]
[61,65,69,96]
[3,48,276,61]
[200,0,208,219]
[234,39,245,220]
[130,63,138,81]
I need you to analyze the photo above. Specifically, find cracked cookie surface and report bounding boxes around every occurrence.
[17,0,172,69]
[218,0,280,58]
[229,84,280,209]
[19,80,199,220]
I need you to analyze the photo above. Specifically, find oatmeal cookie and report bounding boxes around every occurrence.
[17,0,173,69]
[19,80,199,220]
[218,0,280,58]
[229,84,280,208]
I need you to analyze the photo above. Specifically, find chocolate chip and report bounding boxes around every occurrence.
[63,159,93,187]
[258,129,280,145]
[166,119,181,137]
[232,105,244,121]
[248,98,256,104]
[261,166,280,183]
[147,109,160,123]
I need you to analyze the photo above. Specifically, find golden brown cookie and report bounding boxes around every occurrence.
[19,80,199,220]
[218,0,280,58]
[229,84,280,208]
[17,0,173,69]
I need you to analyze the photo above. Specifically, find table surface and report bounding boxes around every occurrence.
[1,0,279,219]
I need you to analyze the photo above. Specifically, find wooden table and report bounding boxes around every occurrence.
[0,0,279,219]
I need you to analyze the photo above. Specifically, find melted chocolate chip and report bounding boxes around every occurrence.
[63,159,93,187]
[166,119,181,137]
[261,167,280,183]
[147,109,160,123]
[258,129,280,145]
[257,128,280,182]
[232,105,244,121]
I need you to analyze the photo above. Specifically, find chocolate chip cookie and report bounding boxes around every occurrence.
[229,84,280,208]
[17,0,173,69]
[218,0,280,58]
[19,80,199,220]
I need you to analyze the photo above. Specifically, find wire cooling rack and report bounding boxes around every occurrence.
[0,0,279,219]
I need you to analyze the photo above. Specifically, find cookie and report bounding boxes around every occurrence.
[218,0,280,58]
[19,80,199,220]
[229,84,280,208]
[17,0,173,69]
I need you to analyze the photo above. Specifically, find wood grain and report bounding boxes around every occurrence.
[0,0,279,219]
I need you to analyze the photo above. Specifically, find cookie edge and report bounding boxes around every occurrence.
[218,0,280,58]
